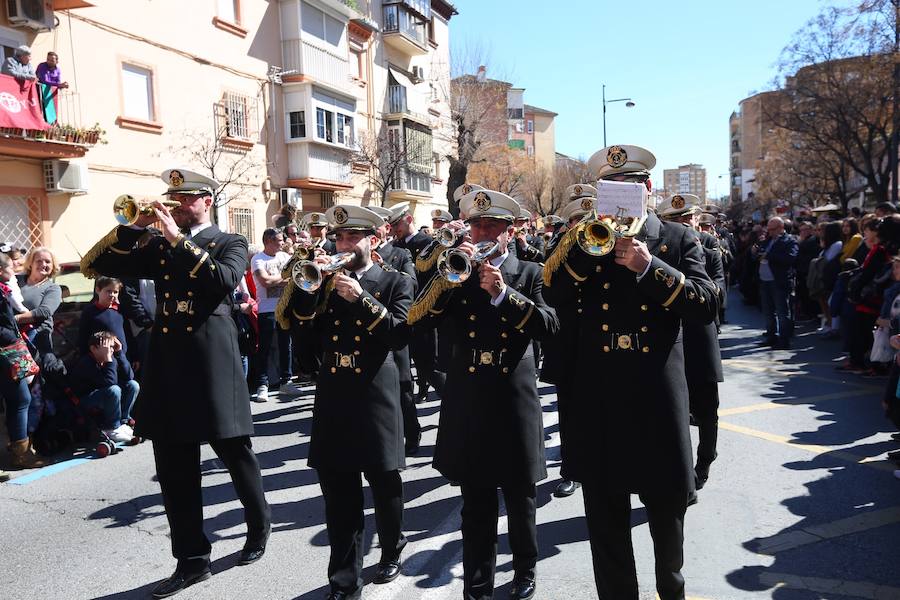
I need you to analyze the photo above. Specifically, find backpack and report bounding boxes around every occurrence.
[806,256,827,297]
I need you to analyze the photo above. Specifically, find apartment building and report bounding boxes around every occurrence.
[0,0,456,264]
[728,90,783,204]
[663,163,707,203]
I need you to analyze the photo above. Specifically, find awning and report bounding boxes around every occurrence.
[52,0,95,9]
[389,68,416,90]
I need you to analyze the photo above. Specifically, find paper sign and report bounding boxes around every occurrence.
[594,180,647,220]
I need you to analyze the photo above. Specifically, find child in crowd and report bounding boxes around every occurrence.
[78,277,130,364]
[70,331,139,443]
[0,242,26,313]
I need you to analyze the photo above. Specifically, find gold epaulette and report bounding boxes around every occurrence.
[79,226,121,279]
[275,279,296,330]
[542,225,580,287]
[407,276,458,325]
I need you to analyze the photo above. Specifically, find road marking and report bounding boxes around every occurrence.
[751,506,900,555]
[7,456,94,485]
[718,421,896,472]
[718,389,872,416]
[758,572,900,599]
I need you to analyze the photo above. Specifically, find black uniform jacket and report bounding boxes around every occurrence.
[411,253,558,486]
[80,224,252,443]
[683,231,725,385]
[507,238,544,263]
[279,264,414,472]
[377,242,416,281]
[542,212,718,494]
[392,231,433,263]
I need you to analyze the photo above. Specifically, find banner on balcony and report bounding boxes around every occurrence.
[0,75,51,131]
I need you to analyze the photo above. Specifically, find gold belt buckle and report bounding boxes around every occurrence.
[479,351,493,365]
[176,300,190,313]
[617,334,632,350]
[339,354,352,368]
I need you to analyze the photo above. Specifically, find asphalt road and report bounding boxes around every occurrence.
[3,291,900,600]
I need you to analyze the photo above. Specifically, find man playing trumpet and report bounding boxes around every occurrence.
[276,205,414,600]
[409,189,558,600]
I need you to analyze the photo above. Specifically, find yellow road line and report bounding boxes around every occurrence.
[717,421,896,472]
[752,506,900,555]
[719,389,871,416]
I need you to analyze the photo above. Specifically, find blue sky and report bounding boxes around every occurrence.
[448,0,829,199]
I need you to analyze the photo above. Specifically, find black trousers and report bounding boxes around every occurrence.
[152,436,270,565]
[461,481,537,600]
[400,382,420,448]
[410,326,445,398]
[318,468,406,596]
[582,483,687,600]
[688,380,719,470]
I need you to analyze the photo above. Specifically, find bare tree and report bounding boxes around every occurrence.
[546,156,594,217]
[466,145,529,198]
[168,120,260,218]
[766,3,896,209]
[351,129,408,206]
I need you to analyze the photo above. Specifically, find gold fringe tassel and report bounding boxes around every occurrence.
[80,226,121,279]
[542,225,580,287]
[275,279,296,330]
[415,244,441,274]
[407,276,458,325]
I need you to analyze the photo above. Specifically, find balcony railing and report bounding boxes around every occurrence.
[282,39,352,91]
[383,4,427,48]
[388,84,407,114]
[308,145,351,184]
[389,166,431,193]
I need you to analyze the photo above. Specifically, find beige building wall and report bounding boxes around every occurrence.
[663,164,707,202]
[532,112,555,172]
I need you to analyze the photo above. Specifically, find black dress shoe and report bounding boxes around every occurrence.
[509,576,536,599]
[553,480,580,497]
[687,491,699,507]
[239,545,266,565]
[373,560,401,583]
[325,592,354,600]
[151,567,212,598]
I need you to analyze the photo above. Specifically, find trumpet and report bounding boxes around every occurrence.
[113,195,181,226]
[436,224,469,247]
[576,208,647,257]
[291,252,354,293]
[438,240,500,283]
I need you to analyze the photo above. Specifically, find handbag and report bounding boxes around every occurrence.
[870,326,894,363]
[0,336,40,382]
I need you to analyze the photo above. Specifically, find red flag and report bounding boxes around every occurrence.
[0,74,51,131]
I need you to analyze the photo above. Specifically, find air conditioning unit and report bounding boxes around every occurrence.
[43,159,89,194]
[411,66,424,81]
[6,0,55,31]
[280,187,302,208]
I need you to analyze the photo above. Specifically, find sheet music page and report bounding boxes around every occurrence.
[594,180,647,219]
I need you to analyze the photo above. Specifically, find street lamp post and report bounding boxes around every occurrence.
[602,84,636,147]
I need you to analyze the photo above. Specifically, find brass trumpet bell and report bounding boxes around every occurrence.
[113,194,181,226]
[575,210,646,257]
[437,240,499,283]
[437,225,469,247]
[292,251,354,293]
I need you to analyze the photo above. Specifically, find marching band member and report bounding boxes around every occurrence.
[81,167,270,598]
[543,145,717,600]
[409,189,558,600]
[277,205,414,600]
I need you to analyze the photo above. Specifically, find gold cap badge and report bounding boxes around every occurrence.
[574,185,582,195]
[474,191,491,212]
[169,170,184,187]
[580,197,593,211]
[463,184,472,194]
[606,146,627,168]
[333,207,348,225]
[311,214,320,224]
[672,195,685,210]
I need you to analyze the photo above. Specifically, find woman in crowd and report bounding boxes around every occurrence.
[0,253,43,472]
[15,247,62,357]
[840,218,861,264]
[815,222,843,337]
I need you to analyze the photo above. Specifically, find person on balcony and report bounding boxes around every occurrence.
[1,45,36,84]
[35,52,69,89]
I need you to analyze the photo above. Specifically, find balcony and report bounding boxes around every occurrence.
[0,80,99,160]
[286,143,353,191]
[382,4,428,56]
[282,39,353,94]
[385,84,431,126]
[387,167,431,202]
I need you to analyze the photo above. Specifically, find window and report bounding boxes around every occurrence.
[526,119,534,134]
[302,1,344,48]
[350,48,364,81]
[217,0,239,23]
[427,16,436,45]
[316,107,335,142]
[229,207,254,242]
[432,152,441,179]
[224,92,250,139]
[289,111,306,138]
[121,63,154,122]
[336,114,353,146]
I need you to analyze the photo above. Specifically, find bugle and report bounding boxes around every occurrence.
[113,195,181,226]
[291,252,354,293]
[437,240,499,283]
